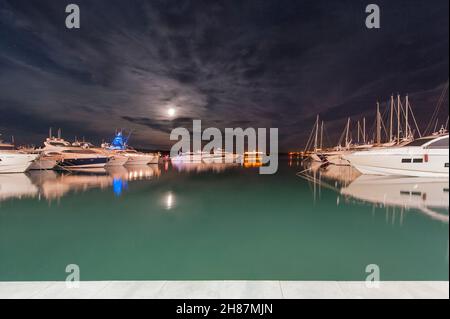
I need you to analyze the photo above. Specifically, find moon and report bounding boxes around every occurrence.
[167,107,176,117]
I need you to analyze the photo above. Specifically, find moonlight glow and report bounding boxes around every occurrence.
[167,107,176,117]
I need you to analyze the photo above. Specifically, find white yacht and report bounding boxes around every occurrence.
[171,150,204,163]
[117,149,159,165]
[72,141,128,167]
[18,147,57,170]
[0,139,39,173]
[210,148,242,164]
[42,137,110,170]
[344,134,449,177]
[102,132,160,165]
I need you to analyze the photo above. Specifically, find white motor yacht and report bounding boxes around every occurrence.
[102,132,160,165]
[344,134,449,177]
[208,148,242,164]
[171,151,206,163]
[18,147,57,170]
[72,141,128,167]
[0,139,39,173]
[42,137,110,170]
[117,149,159,165]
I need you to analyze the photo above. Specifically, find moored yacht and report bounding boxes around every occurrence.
[0,138,39,173]
[72,141,128,167]
[171,150,207,163]
[18,147,57,170]
[102,132,160,165]
[41,136,110,170]
[344,134,449,177]
[210,148,242,164]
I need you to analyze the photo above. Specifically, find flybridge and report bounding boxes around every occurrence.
[109,132,129,150]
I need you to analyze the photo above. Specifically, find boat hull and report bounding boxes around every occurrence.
[0,153,39,173]
[125,154,159,165]
[105,155,128,167]
[56,157,109,170]
[345,152,449,177]
[171,154,202,163]
[28,158,57,170]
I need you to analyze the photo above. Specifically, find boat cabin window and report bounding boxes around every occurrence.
[0,145,14,150]
[425,136,449,149]
[403,137,436,147]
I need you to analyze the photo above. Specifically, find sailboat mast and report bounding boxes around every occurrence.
[357,121,360,144]
[376,102,381,145]
[320,121,324,150]
[345,118,350,149]
[314,115,319,151]
[397,94,401,143]
[389,95,394,142]
[363,117,366,144]
[405,94,409,139]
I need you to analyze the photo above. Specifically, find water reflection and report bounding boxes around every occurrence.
[341,176,449,223]
[298,162,449,224]
[0,174,38,201]
[164,191,175,210]
[171,162,238,173]
[0,165,161,202]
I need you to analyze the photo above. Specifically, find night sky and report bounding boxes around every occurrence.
[0,0,448,151]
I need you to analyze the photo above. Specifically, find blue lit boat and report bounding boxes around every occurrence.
[102,132,160,165]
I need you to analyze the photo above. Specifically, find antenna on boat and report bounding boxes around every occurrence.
[57,128,61,139]
[49,127,52,138]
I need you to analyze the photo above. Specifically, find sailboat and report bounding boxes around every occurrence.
[344,132,449,177]
[309,94,421,167]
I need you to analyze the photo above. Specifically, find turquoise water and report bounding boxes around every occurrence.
[0,159,448,281]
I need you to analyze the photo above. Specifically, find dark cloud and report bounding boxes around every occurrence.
[0,0,448,150]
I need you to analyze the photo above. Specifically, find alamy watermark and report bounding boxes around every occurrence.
[170,120,279,174]
[365,264,380,288]
[65,264,80,288]
[365,4,381,29]
[65,4,80,29]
